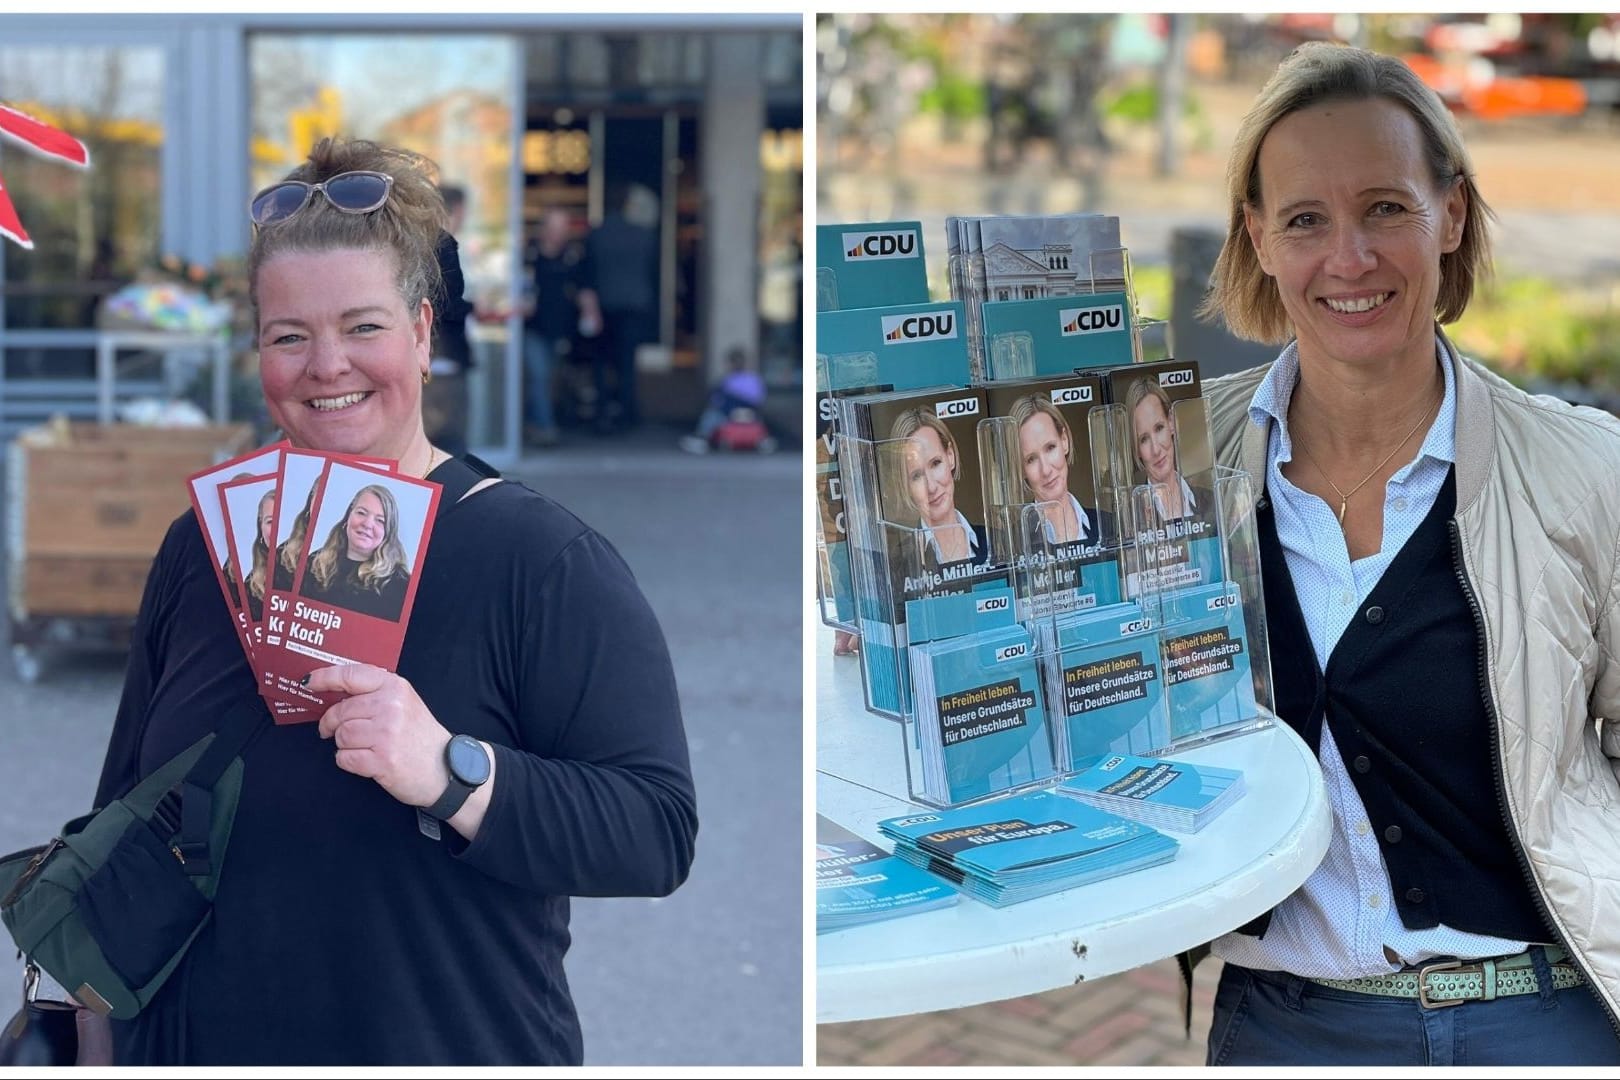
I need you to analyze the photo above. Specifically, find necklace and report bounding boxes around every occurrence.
[1293,389,1440,525]
[417,444,445,479]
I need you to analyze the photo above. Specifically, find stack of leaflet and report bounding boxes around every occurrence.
[1156,581,1258,742]
[945,213,1127,378]
[1043,601,1169,772]
[1057,753,1246,834]
[878,789,1178,908]
[816,815,958,933]
[908,592,1055,806]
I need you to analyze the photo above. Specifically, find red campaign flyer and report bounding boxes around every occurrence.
[186,442,288,667]
[259,450,395,715]
[260,459,440,721]
[218,473,305,720]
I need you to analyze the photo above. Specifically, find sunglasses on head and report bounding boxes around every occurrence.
[249,170,394,227]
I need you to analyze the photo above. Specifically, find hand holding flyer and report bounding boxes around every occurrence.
[258,459,441,716]
[187,447,438,723]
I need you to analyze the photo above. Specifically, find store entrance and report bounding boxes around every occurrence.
[522,101,702,432]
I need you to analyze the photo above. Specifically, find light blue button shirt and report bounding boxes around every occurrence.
[1211,338,1528,979]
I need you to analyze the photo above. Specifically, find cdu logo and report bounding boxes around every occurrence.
[1059,304,1124,336]
[893,814,941,827]
[976,595,1011,614]
[1207,591,1240,611]
[994,642,1028,663]
[843,230,920,261]
[881,311,957,343]
[1159,368,1196,388]
[1051,385,1094,405]
[1100,755,1127,770]
[1119,617,1152,635]
[934,395,980,419]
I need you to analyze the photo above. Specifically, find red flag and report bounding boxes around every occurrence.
[0,101,91,250]
[0,104,90,167]
[0,174,29,250]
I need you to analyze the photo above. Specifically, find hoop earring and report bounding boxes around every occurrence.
[422,369,432,386]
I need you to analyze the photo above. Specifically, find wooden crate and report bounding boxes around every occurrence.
[7,421,254,619]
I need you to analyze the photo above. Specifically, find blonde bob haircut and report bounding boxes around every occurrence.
[1008,393,1074,476]
[880,407,959,522]
[1199,42,1494,345]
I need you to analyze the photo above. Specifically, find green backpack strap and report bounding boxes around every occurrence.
[149,696,271,877]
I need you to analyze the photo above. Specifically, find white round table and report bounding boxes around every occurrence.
[815,622,1331,1024]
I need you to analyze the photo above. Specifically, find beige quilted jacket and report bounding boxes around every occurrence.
[1205,329,1620,1026]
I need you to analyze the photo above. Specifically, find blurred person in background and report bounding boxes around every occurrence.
[585,183,659,435]
[524,208,598,448]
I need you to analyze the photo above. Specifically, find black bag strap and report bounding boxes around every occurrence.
[150,696,271,876]
[430,454,501,514]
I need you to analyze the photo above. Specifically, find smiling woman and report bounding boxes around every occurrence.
[1188,43,1620,1067]
[90,136,697,1066]
[299,483,410,621]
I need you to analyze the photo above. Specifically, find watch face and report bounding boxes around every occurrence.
[447,734,491,786]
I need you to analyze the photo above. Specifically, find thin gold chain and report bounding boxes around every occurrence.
[1293,389,1441,525]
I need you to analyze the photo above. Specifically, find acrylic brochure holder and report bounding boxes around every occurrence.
[976,246,1164,379]
[815,350,879,634]
[842,403,1275,811]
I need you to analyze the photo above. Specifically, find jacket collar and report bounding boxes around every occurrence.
[1441,327,1496,517]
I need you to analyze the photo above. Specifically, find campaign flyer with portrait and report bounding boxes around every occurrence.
[187,447,437,723]
[983,373,1122,617]
[867,386,998,614]
[1102,360,1223,598]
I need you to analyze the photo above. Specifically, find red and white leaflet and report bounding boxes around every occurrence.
[218,473,308,719]
[261,459,439,721]
[259,450,396,715]
[185,442,288,669]
[217,472,275,657]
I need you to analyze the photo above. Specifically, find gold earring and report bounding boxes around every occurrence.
[422,369,432,386]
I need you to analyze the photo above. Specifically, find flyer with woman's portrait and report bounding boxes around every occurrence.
[259,459,441,719]
[984,373,1122,617]
[186,441,290,635]
[1103,360,1223,597]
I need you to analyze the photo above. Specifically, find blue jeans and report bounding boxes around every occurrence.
[523,330,558,432]
[1207,958,1620,1066]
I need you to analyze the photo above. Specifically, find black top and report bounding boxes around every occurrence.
[298,557,409,622]
[94,458,698,1065]
[584,214,657,315]
[1239,471,1550,944]
[528,247,587,338]
[432,231,473,370]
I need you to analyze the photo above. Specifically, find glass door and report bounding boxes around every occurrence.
[247,31,522,463]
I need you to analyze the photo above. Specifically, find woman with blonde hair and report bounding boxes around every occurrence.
[243,487,276,623]
[93,136,695,1065]
[885,406,986,567]
[1187,41,1620,1065]
[298,483,411,621]
[1007,392,1101,547]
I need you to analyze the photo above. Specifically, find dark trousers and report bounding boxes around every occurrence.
[596,310,655,429]
[1207,959,1620,1066]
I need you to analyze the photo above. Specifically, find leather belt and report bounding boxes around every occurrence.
[1312,947,1584,1009]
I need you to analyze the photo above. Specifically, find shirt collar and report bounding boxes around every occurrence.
[1248,334,1458,471]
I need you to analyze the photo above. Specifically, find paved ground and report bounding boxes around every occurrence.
[818,955,1225,1067]
[0,423,803,1066]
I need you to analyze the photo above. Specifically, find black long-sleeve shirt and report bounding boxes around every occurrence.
[94,460,698,1064]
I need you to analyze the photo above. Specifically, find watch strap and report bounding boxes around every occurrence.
[425,775,475,822]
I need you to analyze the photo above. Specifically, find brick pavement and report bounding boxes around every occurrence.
[817,956,1224,1066]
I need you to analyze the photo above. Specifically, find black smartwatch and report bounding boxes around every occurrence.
[425,734,491,821]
